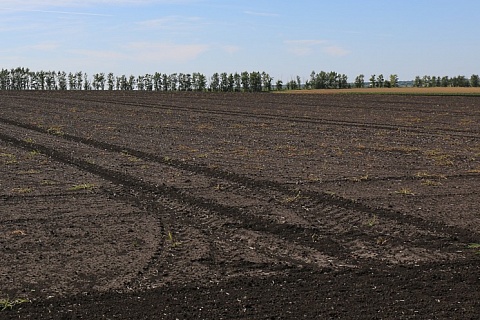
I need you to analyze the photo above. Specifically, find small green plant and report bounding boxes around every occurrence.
[376,236,388,245]
[29,150,41,157]
[284,190,302,203]
[12,187,33,194]
[395,187,415,196]
[0,297,30,311]
[166,231,181,247]
[47,126,64,136]
[366,214,378,227]
[41,179,57,185]
[352,174,370,182]
[421,179,442,186]
[68,183,95,191]
[0,153,17,164]
[17,169,41,175]
[121,150,141,162]
[467,243,480,254]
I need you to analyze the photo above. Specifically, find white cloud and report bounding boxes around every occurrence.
[285,39,350,57]
[125,42,209,62]
[0,0,200,12]
[0,0,196,6]
[30,42,60,51]
[284,39,326,56]
[136,16,204,31]
[243,10,279,17]
[221,45,241,54]
[323,45,350,57]
[71,49,126,60]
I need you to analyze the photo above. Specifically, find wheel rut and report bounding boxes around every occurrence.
[0,117,474,275]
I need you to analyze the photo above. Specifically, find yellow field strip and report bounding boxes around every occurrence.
[278,87,480,95]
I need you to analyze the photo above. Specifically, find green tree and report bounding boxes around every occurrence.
[107,73,115,90]
[376,74,384,88]
[197,73,207,91]
[369,74,376,88]
[58,71,68,90]
[153,72,162,91]
[227,73,235,92]
[250,72,263,92]
[83,73,91,90]
[233,72,241,92]
[241,71,250,92]
[275,79,283,91]
[220,72,229,92]
[261,71,273,91]
[389,74,399,88]
[470,74,479,87]
[210,72,220,91]
[354,74,365,88]
[169,73,177,91]
[76,72,83,90]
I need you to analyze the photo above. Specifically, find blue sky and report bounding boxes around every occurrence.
[1,0,479,82]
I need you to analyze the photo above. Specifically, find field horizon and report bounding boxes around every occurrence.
[280,86,480,95]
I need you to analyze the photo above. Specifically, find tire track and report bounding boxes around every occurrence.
[0,118,475,268]
[1,115,476,243]
[4,93,479,138]
[0,127,354,272]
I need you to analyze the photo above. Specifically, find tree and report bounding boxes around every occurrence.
[83,73,91,90]
[413,76,422,87]
[241,71,250,92]
[107,73,115,90]
[250,72,263,92]
[327,72,337,89]
[168,73,177,91]
[261,72,273,91]
[153,72,162,91]
[389,74,399,88]
[76,72,83,90]
[376,74,385,88]
[197,73,207,91]
[127,75,136,90]
[45,71,57,90]
[227,73,235,92]
[93,73,105,90]
[210,72,220,91]
[354,74,365,88]
[220,72,228,92]
[369,74,376,88]
[275,80,283,91]
[339,74,348,89]
[233,72,241,92]
[162,74,169,91]
[470,74,479,87]
[58,71,68,90]
[137,75,145,90]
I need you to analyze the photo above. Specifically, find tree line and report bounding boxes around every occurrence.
[0,67,274,92]
[1,67,479,91]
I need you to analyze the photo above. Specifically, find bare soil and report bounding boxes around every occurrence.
[1,91,479,319]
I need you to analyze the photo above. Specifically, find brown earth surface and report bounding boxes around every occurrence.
[0,91,479,319]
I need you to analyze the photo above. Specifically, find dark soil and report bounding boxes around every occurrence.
[0,91,479,319]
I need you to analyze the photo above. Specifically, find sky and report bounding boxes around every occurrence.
[1,0,479,82]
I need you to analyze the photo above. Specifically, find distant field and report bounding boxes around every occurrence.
[281,87,480,95]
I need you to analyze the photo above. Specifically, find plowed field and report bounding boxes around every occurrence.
[1,91,479,319]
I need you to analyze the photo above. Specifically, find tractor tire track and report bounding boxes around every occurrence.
[0,126,355,274]
[0,118,475,269]
[4,93,480,139]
